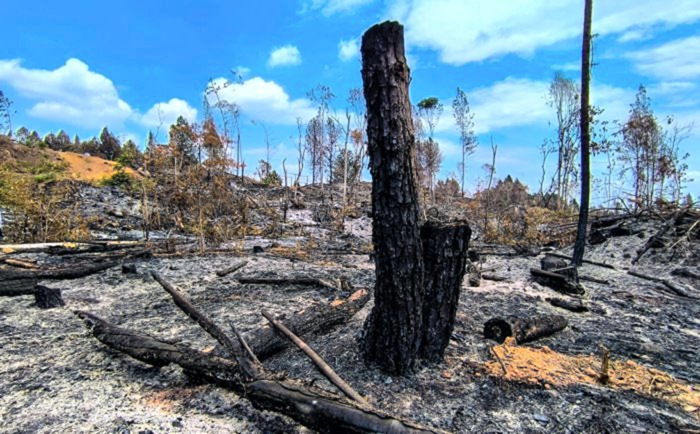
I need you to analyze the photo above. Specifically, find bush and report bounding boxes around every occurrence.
[100,170,132,188]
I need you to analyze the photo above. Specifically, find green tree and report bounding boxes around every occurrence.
[99,127,121,160]
[168,116,197,169]
[117,139,142,169]
[0,90,13,136]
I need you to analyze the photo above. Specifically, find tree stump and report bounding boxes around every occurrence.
[419,221,471,361]
[360,21,425,375]
[35,285,65,309]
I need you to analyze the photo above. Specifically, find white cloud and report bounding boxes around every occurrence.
[302,0,376,16]
[433,78,635,135]
[207,76,316,125]
[468,78,551,134]
[617,29,652,43]
[552,61,581,72]
[267,45,302,68]
[139,98,198,130]
[385,0,700,65]
[0,58,132,128]
[233,66,252,78]
[338,38,360,62]
[625,36,700,80]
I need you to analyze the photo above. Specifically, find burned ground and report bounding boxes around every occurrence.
[1,216,699,433]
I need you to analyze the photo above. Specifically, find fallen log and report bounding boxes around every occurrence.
[547,297,588,313]
[627,270,696,298]
[237,277,340,291]
[530,268,585,295]
[545,252,616,270]
[0,260,120,281]
[484,314,568,344]
[246,289,369,360]
[2,258,37,269]
[216,260,249,277]
[0,278,38,296]
[482,274,509,282]
[75,291,441,433]
[578,275,610,285]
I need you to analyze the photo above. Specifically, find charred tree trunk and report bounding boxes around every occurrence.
[419,221,471,361]
[484,315,568,344]
[361,21,425,375]
[572,0,593,266]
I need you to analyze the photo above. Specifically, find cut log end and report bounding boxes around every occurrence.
[35,285,65,309]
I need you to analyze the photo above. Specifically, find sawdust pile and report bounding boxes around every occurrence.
[484,338,700,417]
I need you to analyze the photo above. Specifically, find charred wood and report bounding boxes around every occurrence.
[215,260,249,277]
[545,252,616,270]
[0,278,38,296]
[246,289,369,361]
[236,277,340,291]
[547,297,588,313]
[484,314,568,344]
[1,260,120,281]
[34,285,65,309]
[530,268,585,295]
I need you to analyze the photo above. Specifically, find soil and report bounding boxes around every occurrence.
[1,208,700,433]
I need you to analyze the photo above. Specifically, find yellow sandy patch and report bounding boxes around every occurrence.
[58,151,139,182]
[484,339,700,417]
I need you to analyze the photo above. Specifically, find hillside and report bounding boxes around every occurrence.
[0,139,137,182]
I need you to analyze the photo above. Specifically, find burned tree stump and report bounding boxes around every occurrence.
[419,221,471,361]
[361,21,425,374]
[484,315,568,344]
[34,285,65,309]
[360,21,472,374]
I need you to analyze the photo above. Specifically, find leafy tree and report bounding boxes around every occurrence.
[416,97,443,138]
[117,139,143,169]
[99,127,121,160]
[168,116,197,173]
[452,88,478,195]
[620,85,663,209]
[331,149,361,185]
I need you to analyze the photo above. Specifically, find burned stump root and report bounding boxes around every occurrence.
[419,221,471,360]
[484,315,568,344]
[35,285,65,309]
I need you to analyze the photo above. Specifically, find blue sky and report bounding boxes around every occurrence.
[1,0,699,199]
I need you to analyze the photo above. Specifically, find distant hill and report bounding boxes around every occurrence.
[0,139,138,182]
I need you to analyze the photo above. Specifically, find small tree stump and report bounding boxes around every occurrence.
[35,285,65,309]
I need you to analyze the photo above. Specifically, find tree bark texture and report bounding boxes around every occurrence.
[419,221,471,361]
[484,315,568,344]
[0,278,37,296]
[361,21,425,375]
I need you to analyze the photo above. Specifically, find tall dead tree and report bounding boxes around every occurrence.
[572,0,593,266]
[361,21,471,375]
[361,21,425,375]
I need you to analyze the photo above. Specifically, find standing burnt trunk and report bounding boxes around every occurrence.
[361,21,425,375]
[420,221,471,361]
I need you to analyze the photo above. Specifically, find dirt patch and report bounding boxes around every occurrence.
[58,151,138,182]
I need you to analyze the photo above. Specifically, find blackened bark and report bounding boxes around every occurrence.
[361,21,424,375]
[35,285,65,309]
[0,278,37,296]
[483,315,568,344]
[419,221,471,361]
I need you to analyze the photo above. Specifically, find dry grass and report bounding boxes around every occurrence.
[58,151,138,182]
[483,338,700,417]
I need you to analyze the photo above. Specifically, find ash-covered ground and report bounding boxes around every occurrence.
[1,215,700,434]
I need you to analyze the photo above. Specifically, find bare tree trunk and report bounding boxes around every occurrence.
[572,0,593,267]
[360,21,425,375]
